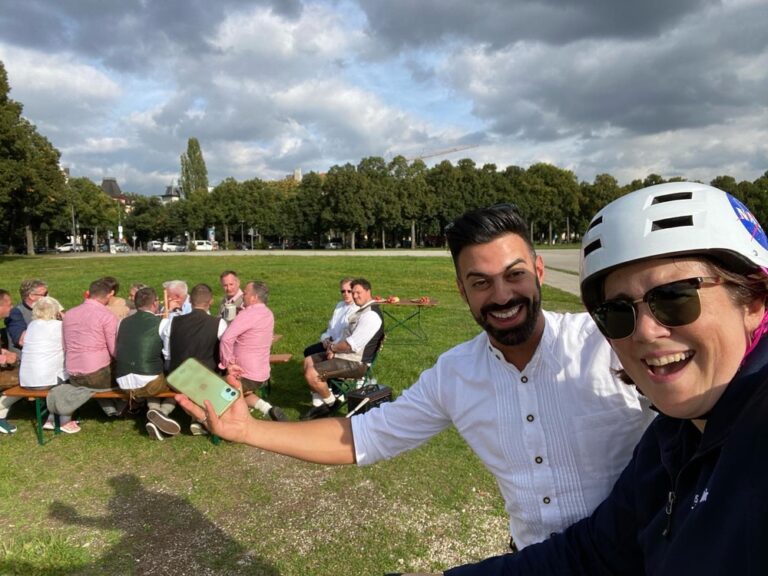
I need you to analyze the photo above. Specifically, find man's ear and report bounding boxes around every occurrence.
[535,254,545,285]
[456,276,468,303]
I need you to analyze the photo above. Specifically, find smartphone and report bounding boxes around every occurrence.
[167,358,241,416]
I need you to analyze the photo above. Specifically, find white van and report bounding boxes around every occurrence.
[147,240,162,251]
[192,240,213,251]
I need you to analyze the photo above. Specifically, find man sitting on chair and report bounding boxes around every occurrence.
[301,278,383,420]
[302,277,358,358]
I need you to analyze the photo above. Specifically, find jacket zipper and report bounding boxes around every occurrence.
[662,490,676,537]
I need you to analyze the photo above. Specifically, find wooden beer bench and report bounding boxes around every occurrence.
[3,352,293,446]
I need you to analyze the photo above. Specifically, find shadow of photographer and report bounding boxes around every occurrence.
[30,473,279,575]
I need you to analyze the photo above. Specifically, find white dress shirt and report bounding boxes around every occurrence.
[320,300,358,343]
[352,310,655,548]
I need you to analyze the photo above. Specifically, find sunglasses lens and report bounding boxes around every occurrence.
[647,282,701,327]
[593,300,636,339]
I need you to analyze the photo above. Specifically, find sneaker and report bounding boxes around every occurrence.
[43,418,56,431]
[189,422,209,436]
[300,403,332,421]
[146,409,181,436]
[0,418,17,434]
[60,421,81,434]
[268,406,288,422]
[145,421,164,441]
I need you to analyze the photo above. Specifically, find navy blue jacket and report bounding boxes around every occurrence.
[447,336,768,576]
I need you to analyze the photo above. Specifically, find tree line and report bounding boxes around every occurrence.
[2,60,767,253]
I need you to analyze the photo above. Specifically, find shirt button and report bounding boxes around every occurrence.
[550,532,557,538]
[543,496,551,504]
[521,376,528,383]
[526,414,534,422]
[535,456,543,464]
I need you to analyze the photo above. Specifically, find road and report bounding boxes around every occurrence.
[50,247,582,296]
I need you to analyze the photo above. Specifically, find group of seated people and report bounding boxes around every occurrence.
[0,271,386,435]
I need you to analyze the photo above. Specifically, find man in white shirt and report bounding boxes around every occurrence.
[218,270,244,323]
[302,277,358,360]
[176,204,655,550]
[300,278,383,420]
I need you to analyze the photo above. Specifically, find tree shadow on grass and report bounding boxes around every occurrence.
[10,473,280,575]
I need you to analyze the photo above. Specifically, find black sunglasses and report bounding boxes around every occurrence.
[592,276,723,340]
[340,289,352,294]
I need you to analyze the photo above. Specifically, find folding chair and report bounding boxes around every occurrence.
[327,333,385,414]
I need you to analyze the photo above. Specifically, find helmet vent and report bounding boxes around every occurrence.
[651,192,693,204]
[651,215,693,231]
[586,216,603,232]
[583,239,602,257]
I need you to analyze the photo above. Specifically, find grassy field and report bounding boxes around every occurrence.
[0,252,584,575]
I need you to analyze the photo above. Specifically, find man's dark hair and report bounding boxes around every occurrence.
[446,204,535,269]
[101,276,120,295]
[0,289,10,301]
[219,270,238,280]
[134,287,157,310]
[190,283,214,307]
[351,278,371,292]
[247,281,269,305]
[88,279,112,298]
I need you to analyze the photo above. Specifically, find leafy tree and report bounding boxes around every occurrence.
[0,61,66,252]
[323,163,369,249]
[293,171,326,243]
[123,194,165,245]
[179,137,209,198]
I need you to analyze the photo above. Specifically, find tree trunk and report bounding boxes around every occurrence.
[25,225,34,255]
[381,228,386,250]
[411,220,416,249]
[224,224,229,248]
[351,230,356,250]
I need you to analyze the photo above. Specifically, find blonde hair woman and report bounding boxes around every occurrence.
[18,297,78,432]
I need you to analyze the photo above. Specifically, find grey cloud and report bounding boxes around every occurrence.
[0,0,303,72]
[445,2,768,141]
[357,0,718,50]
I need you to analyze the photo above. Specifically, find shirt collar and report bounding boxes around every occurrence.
[482,311,563,374]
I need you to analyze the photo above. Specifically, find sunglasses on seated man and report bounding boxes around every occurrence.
[591,276,725,340]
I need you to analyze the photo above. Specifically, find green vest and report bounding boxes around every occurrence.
[115,310,164,378]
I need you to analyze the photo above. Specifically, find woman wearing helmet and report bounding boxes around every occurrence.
[445,182,768,575]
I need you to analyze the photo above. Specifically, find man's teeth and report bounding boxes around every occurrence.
[645,352,692,367]
[491,305,522,319]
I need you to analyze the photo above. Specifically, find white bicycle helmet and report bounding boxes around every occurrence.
[580,182,768,310]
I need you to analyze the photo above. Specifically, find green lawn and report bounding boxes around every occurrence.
[0,253,584,575]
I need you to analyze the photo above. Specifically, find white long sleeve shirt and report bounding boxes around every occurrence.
[320,300,358,343]
[352,310,655,548]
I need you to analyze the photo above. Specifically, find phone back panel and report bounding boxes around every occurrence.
[167,358,240,416]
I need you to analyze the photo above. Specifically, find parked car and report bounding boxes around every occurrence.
[191,240,213,251]
[115,242,131,253]
[147,240,162,252]
[324,241,342,250]
[162,241,185,252]
[56,243,83,253]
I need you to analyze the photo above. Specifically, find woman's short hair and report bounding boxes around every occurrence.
[32,296,63,321]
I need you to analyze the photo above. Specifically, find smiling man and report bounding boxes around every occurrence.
[176,204,655,552]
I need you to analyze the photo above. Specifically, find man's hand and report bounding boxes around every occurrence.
[175,374,253,444]
[226,364,245,379]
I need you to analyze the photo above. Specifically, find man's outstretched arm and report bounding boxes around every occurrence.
[175,376,356,464]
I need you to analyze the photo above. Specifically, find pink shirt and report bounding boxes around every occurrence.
[219,302,273,382]
[62,298,118,375]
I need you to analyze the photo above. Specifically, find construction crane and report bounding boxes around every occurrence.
[403,144,479,162]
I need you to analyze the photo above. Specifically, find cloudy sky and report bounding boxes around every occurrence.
[1,0,766,196]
